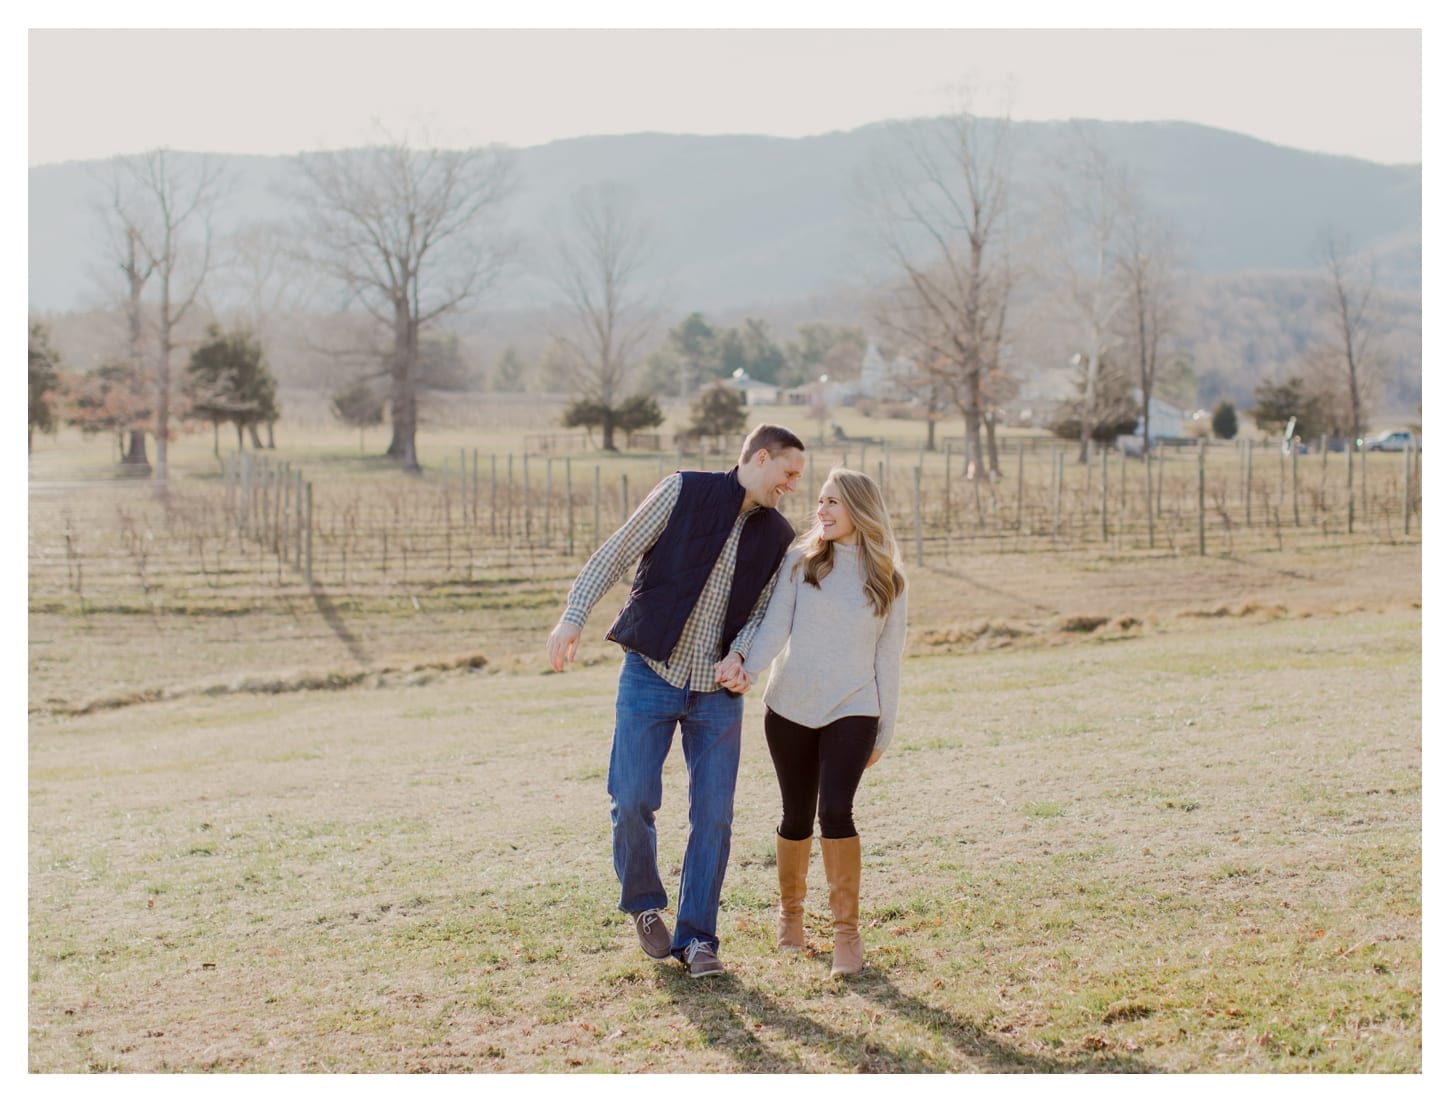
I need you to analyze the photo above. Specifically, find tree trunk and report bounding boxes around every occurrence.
[266,421,276,449]
[119,430,151,476]
[385,302,421,471]
[248,422,264,449]
[1078,350,1099,465]
[155,306,172,482]
[122,431,150,467]
[985,409,1000,477]
[213,421,220,458]
[962,408,984,478]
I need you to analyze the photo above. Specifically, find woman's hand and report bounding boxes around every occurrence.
[714,652,753,694]
[866,749,884,768]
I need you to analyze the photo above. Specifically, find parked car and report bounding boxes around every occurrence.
[1364,430,1420,452]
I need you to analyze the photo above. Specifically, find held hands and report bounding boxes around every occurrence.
[547,621,582,671]
[714,652,753,694]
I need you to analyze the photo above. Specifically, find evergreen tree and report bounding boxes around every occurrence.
[683,382,748,439]
[28,321,62,453]
[186,325,280,454]
[1211,400,1239,441]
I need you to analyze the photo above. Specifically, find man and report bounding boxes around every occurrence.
[547,424,805,978]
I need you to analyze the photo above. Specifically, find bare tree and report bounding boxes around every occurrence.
[105,194,155,469]
[290,133,515,472]
[1318,231,1380,438]
[548,182,656,451]
[1115,202,1183,453]
[103,150,229,481]
[864,100,1015,477]
[1048,127,1132,464]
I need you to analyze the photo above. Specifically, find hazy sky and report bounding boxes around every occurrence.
[27,24,1424,167]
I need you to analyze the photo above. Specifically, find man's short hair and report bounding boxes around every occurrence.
[739,424,806,464]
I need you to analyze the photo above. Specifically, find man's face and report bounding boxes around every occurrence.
[746,447,804,509]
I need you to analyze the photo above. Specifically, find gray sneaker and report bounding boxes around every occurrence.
[683,939,725,978]
[632,908,672,960]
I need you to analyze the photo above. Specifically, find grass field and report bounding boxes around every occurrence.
[26,415,1422,1074]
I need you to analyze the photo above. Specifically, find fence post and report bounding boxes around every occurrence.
[1244,440,1253,528]
[304,481,314,586]
[1404,442,1415,535]
[240,450,251,537]
[1016,443,1025,534]
[442,458,452,531]
[1051,448,1062,540]
[593,465,601,548]
[912,466,924,567]
[1278,446,1286,519]
[472,448,479,527]
[1198,440,1207,556]
[273,460,284,555]
[566,456,575,556]
[1292,443,1300,527]
[1101,446,1110,543]
[278,462,290,559]
[507,454,515,544]
[883,442,891,508]
[1145,445,1155,549]
[1156,446,1165,518]
[545,457,554,548]
[1346,444,1355,534]
[1360,445,1369,519]
[620,474,629,527]
[522,454,532,544]
[943,441,952,530]
[294,470,304,570]
[490,455,498,538]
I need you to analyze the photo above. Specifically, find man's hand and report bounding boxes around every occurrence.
[714,652,752,694]
[547,621,582,671]
[866,749,884,768]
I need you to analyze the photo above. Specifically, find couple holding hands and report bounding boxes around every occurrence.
[546,424,907,979]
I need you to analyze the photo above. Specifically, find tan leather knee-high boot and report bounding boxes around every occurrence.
[820,834,864,976]
[775,834,812,951]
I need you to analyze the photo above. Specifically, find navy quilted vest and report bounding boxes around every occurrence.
[606,468,795,663]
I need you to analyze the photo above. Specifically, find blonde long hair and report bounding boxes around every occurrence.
[794,468,905,617]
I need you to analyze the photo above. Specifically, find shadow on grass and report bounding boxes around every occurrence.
[662,963,1156,1073]
[918,564,1059,616]
[309,583,371,666]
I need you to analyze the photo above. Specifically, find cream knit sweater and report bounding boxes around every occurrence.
[743,544,908,752]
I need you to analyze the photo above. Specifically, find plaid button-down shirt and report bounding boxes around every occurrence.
[561,473,780,691]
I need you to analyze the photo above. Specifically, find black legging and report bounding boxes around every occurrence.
[764,708,878,841]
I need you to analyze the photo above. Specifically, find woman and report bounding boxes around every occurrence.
[726,468,907,977]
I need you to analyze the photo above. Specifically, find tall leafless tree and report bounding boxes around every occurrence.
[864,101,1015,477]
[548,182,656,451]
[1318,231,1379,438]
[1115,202,1182,453]
[290,133,515,472]
[103,180,155,468]
[99,150,227,477]
[1048,127,1132,464]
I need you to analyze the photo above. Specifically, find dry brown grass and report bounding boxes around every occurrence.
[28,604,1421,1073]
[26,428,1422,1073]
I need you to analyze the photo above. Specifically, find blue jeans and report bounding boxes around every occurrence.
[608,651,743,957]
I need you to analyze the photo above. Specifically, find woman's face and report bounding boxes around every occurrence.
[816,479,857,545]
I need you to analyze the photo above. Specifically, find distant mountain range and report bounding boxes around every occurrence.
[28,118,1421,318]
